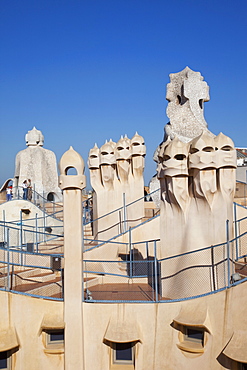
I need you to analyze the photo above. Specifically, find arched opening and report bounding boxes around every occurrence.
[65,167,78,176]
[0,179,13,192]
[47,192,55,202]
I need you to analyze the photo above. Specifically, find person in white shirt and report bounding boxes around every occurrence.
[6,186,12,201]
[22,180,28,200]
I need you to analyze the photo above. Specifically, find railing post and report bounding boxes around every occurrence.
[123,193,127,233]
[211,246,216,291]
[234,203,239,261]
[245,177,246,207]
[3,210,6,247]
[119,211,122,234]
[33,184,36,204]
[81,220,85,302]
[129,227,132,278]
[145,241,149,259]
[20,211,23,266]
[20,211,23,244]
[7,228,10,291]
[84,263,87,302]
[246,171,247,207]
[82,215,85,253]
[146,241,150,286]
[43,208,46,243]
[226,219,231,287]
[154,240,159,302]
[35,213,38,253]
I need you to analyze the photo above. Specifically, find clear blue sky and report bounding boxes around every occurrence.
[1,0,246,188]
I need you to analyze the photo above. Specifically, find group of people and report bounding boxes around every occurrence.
[5,179,33,202]
[22,179,32,201]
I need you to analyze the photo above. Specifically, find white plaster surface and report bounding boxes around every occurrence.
[14,127,62,201]
[88,133,146,241]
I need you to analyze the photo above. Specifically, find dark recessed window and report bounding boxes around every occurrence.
[176,324,207,355]
[113,342,134,364]
[46,329,64,346]
[50,330,64,342]
[185,328,204,345]
[0,351,9,370]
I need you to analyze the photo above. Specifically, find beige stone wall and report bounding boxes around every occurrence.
[1,281,246,369]
[0,291,64,370]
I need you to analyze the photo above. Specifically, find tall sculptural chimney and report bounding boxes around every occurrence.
[59,147,86,370]
[14,127,62,201]
[156,67,236,299]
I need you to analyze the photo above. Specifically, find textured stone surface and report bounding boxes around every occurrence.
[157,131,236,297]
[165,66,214,143]
[154,68,237,298]
[14,127,62,201]
[149,175,160,208]
[153,67,215,165]
[88,133,146,240]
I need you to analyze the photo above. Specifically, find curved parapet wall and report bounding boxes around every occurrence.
[0,279,246,369]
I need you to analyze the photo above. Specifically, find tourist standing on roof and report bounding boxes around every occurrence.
[22,180,28,200]
[27,179,32,201]
[6,186,12,201]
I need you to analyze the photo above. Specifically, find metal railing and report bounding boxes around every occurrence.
[83,225,247,303]
[0,218,63,253]
[233,202,247,260]
[82,189,160,240]
[0,186,64,301]
[0,245,63,301]
[9,186,63,219]
[235,180,247,207]
[0,196,246,303]
[0,220,246,303]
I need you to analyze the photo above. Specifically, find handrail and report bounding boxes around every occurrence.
[83,228,247,303]
[0,246,63,259]
[10,186,63,216]
[84,213,160,252]
[234,202,247,211]
[0,221,246,302]
[83,188,160,227]
[1,188,247,303]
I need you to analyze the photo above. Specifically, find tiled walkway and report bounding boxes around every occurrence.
[85,283,158,301]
